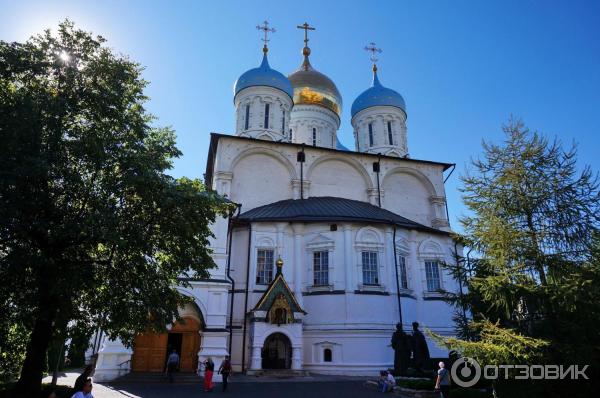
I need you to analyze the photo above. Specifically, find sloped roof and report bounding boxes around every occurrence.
[252,270,306,314]
[235,196,448,235]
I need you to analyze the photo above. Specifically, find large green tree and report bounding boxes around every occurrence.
[0,21,231,396]
[441,119,600,397]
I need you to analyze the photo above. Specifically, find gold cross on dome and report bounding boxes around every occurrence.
[364,42,382,64]
[256,20,276,49]
[297,22,315,47]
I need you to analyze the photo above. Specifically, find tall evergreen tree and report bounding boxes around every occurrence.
[0,21,232,396]
[438,119,600,397]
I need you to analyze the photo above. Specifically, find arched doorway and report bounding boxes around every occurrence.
[132,316,202,373]
[261,333,292,369]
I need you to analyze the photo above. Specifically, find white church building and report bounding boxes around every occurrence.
[92,23,461,381]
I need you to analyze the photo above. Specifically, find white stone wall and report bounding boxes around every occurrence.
[222,219,458,374]
[234,86,293,141]
[289,104,340,149]
[212,137,449,230]
[352,105,408,157]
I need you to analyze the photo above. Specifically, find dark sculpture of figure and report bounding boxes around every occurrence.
[411,321,430,374]
[391,323,411,375]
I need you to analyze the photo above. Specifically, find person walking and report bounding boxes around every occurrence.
[165,349,180,383]
[218,355,232,392]
[203,357,215,392]
[435,361,451,398]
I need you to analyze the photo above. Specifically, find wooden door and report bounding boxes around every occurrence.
[131,333,168,372]
[180,332,200,372]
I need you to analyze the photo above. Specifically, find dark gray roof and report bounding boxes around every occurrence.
[235,196,448,235]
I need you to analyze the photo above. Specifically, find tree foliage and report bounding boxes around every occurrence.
[439,119,600,397]
[0,20,232,396]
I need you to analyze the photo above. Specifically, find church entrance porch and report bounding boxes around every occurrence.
[262,333,292,369]
[131,317,201,373]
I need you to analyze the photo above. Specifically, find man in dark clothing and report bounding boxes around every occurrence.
[391,323,411,375]
[165,349,180,383]
[411,321,430,374]
[218,355,232,391]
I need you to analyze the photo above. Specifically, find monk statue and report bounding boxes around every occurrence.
[411,321,430,374]
[390,323,411,375]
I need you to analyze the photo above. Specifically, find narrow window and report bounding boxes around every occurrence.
[256,249,274,284]
[289,129,293,141]
[387,121,393,145]
[361,251,379,285]
[324,348,332,362]
[425,261,441,291]
[398,256,408,289]
[264,103,270,129]
[368,123,374,147]
[244,104,250,130]
[312,128,317,146]
[281,110,285,133]
[313,251,329,286]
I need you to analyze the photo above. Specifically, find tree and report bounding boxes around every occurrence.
[0,21,232,396]
[429,320,549,397]
[441,119,600,397]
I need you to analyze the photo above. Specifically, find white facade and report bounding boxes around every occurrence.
[352,105,408,157]
[93,40,461,380]
[234,86,293,141]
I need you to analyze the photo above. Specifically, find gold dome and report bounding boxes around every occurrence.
[288,52,342,117]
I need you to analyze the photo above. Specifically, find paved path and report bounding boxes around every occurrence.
[95,381,381,398]
[44,373,380,398]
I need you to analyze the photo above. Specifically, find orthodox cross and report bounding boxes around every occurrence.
[257,20,276,52]
[365,42,382,64]
[297,22,315,47]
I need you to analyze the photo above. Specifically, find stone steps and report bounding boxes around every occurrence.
[248,369,311,378]
[110,371,203,384]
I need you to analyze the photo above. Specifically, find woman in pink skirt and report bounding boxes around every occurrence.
[203,357,214,392]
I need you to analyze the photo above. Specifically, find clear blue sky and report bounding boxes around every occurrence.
[2,0,599,229]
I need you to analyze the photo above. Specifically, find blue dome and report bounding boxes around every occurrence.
[351,70,406,118]
[234,53,294,100]
[335,137,351,151]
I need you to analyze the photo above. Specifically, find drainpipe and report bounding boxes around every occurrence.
[297,144,306,200]
[373,154,381,207]
[241,223,252,373]
[225,204,241,352]
[392,226,403,329]
[443,164,456,224]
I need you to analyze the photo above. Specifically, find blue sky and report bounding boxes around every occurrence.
[2,0,599,230]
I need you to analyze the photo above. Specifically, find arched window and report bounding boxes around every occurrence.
[387,121,393,145]
[425,260,441,291]
[281,110,285,133]
[312,128,317,146]
[362,251,379,285]
[256,249,274,284]
[324,348,332,362]
[244,104,250,130]
[264,103,270,129]
[368,123,374,147]
[398,256,408,289]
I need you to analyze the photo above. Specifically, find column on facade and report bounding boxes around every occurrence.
[343,225,353,292]
[384,226,396,293]
[291,223,304,305]
[250,344,262,370]
[408,230,421,326]
[291,346,302,370]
